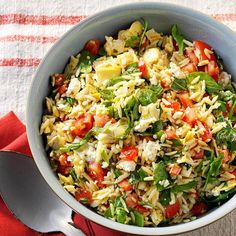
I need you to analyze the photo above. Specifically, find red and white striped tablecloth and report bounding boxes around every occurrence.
[0,1,236,236]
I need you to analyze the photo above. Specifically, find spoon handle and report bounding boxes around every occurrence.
[59,222,85,236]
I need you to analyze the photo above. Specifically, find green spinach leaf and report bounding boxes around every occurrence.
[171,181,197,193]
[172,78,188,91]
[154,161,169,191]
[171,24,186,54]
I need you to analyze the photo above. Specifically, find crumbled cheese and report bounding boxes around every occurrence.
[117,160,136,172]
[66,77,81,97]
[141,140,160,162]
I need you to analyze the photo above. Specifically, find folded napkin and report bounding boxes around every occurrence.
[0,111,126,236]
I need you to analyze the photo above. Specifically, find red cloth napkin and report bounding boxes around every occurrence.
[0,111,126,236]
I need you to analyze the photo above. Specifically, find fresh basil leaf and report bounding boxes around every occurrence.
[154,161,169,191]
[106,76,126,87]
[114,169,122,178]
[172,78,188,91]
[205,154,224,188]
[132,210,144,227]
[70,168,77,181]
[171,181,197,193]
[187,72,221,94]
[151,120,164,134]
[159,189,171,206]
[116,207,127,224]
[104,207,113,218]
[171,139,182,147]
[171,24,185,54]
[126,35,140,47]
[137,89,157,106]
[77,50,97,74]
[217,100,226,112]
[129,168,148,184]
[100,89,114,100]
[65,97,76,105]
[123,62,139,75]
[215,127,236,151]
[150,84,163,98]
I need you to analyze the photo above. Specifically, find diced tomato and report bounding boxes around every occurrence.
[53,73,65,87]
[165,127,177,140]
[58,84,67,95]
[189,191,200,200]
[182,114,198,127]
[118,179,134,191]
[94,114,115,128]
[169,165,182,176]
[166,101,181,112]
[191,202,207,216]
[142,136,154,142]
[205,60,220,81]
[193,40,217,62]
[218,149,230,163]
[125,193,139,208]
[71,114,94,138]
[160,79,169,89]
[84,39,100,55]
[177,92,193,108]
[120,146,139,161]
[230,170,236,177]
[75,188,93,205]
[200,123,212,142]
[182,107,198,127]
[193,149,204,159]
[181,63,197,73]
[87,161,106,188]
[165,201,180,219]
[173,39,178,51]
[140,37,149,50]
[185,48,199,66]
[57,153,72,176]
[138,60,149,78]
[135,205,150,214]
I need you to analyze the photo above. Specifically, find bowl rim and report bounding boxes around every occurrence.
[26,2,236,235]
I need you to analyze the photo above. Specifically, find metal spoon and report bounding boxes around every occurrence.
[0,151,85,236]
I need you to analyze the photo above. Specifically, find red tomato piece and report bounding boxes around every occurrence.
[169,165,182,176]
[135,205,150,214]
[118,179,134,191]
[138,60,149,78]
[193,149,204,159]
[185,48,199,66]
[166,101,181,112]
[75,188,93,205]
[177,92,193,108]
[58,84,67,95]
[57,153,72,176]
[140,37,149,50]
[53,73,65,87]
[125,193,139,208]
[181,63,197,73]
[71,114,94,138]
[165,201,180,219]
[84,39,101,55]
[182,114,198,127]
[94,114,115,128]
[182,108,198,127]
[120,146,139,161]
[200,123,212,142]
[218,149,230,163]
[205,60,220,81]
[193,40,217,62]
[230,170,236,177]
[87,161,106,188]
[165,127,177,140]
[191,202,207,216]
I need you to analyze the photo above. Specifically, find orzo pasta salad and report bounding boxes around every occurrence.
[40,20,236,226]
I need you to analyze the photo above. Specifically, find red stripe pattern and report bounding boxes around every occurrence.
[212,13,236,21]
[0,58,40,67]
[0,35,59,43]
[0,14,86,25]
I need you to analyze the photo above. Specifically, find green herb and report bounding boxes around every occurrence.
[106,76,126,87]
[70,168,77,181]
[80,197,89,204]
[65,97,76,105]
[159,189,171,206]
[196,160,204,173]
[114,197,122,208]
[122,63,139,75]
[151,120,164,134]
[100,89,114,100]
[217,100,226,112]
[205,154,224,188]
[116,207,127,223]
[60,127,103,152]
[126,35,140,47]
[171,78,188,91]
[154,161,169,191]
[132,210,144,227]
[229,99,236,119]
[114,169,122,178]
[156,130,165,140]
[171,181,197,193]
[137,89,157,106]
[98,46,107,56]
[138,18,148,53]
[149,84,163,98]
[129,168,147,184]
[187,72,221,94]
[219,90,236,101]
[171,24,186,54]
[104,207,113,218]
[77,50,97,74]
[171,139,182,147]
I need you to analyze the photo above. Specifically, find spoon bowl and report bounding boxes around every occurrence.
[0,151,84,236]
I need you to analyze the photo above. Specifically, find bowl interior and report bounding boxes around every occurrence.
[27,2,236,235]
